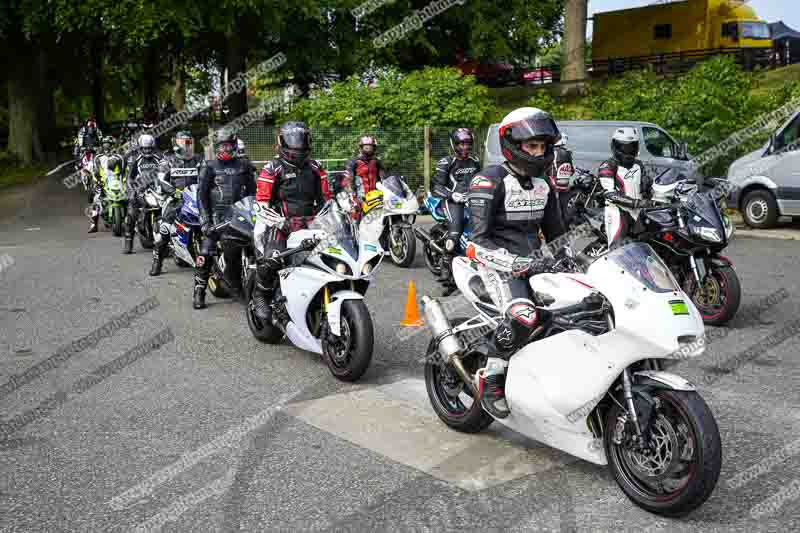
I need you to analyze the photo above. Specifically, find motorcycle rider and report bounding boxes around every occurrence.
[73,117,103,162]
[149,131,204,276]
[597,127,654,249]
[123,133,164,254]
[193,129,256,309]
[465,107,566,419]
[431,128,482,295]
[552,134,576,225]
[250,121,338,321]
[87,136,119,233]
[343,135,385,203]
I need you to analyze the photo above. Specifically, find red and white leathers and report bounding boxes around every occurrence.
[597,158,653,249]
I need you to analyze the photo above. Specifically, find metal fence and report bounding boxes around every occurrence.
[230,125,490,194]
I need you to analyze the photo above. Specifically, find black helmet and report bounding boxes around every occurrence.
[498,107,560,177]
[215,128,237,161]
[173,131,195,160]
[611,127,640,167]
[138,134,156,156]
[450,128,474,158]
[278,122,311,166]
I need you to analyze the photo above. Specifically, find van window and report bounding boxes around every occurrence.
[722,22,738,40]
[654,24,672,40]
[558,125,617,154]
[642,127,677,158]
[776,115,800,151]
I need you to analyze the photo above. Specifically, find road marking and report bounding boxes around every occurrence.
[24,227,40,232]
[285,378,575,491]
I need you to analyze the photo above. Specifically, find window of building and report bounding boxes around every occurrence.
[654,24,672,40]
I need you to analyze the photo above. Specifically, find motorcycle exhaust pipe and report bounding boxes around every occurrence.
[413,227,445,254]
[421,296,478,396]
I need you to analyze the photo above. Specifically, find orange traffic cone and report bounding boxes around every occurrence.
[400,280,424,327]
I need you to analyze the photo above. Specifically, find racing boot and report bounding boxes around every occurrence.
[439,253,457,297]
[122,236,133,254]
[479,300,540,419]
[149,247,165,276]
[88,215,99,233]
[193,258,210,309]
[251,281,272,321]
[193,285,207,309]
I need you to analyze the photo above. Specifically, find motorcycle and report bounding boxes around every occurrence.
[574,169,740,326]
[155,180,203,268]
[79,149,98,203]
[245,190,385,382]
[202,195,259,302]
[414,194,471,278]
[421,242,722,517]
[99,154,128,237]
[137,182,164,250]
[375,175,418,267]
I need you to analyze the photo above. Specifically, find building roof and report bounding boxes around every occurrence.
[770,21,800,41]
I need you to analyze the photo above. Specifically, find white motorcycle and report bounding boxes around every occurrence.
[421,241,722,517]
[79,149,98,203]
[376,175,419,267]
[245,190,386,382]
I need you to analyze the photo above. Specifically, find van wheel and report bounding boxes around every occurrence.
[741,190,778,229]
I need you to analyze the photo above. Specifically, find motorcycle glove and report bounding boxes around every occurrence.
[511,255,557,279]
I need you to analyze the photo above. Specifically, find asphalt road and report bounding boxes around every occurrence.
[1,171,799,532]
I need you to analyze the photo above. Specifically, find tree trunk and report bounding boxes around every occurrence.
[174,52,185,112]
[225,32,248,118]
[90,37,105,126]
[561,0,588,96]
[143,44,160,115]
[36,45,56,164]
[7,42,40,165]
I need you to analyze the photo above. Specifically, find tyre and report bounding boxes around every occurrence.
[139,214,155,249]
[244,269,283,343]
[207,272,231,298]
[424,318,494,433]
[388,225,416,267]
[604,389,722,517]
[686,264,741,326]
[322,300,374,382]
[422,224,446,276]
[741,189,779,229]
[112,206,124,237]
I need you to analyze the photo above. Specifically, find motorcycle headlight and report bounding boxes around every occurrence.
[691,225,722,243]
[722,214,734,239]
[362,262,373,275]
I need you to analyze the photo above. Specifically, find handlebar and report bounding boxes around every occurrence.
[270,237,321,262]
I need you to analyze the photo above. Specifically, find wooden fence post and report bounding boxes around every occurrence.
[424,125,431,193]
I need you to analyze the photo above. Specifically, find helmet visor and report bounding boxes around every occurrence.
[618,141,639,156]
[501,116,559,143]
[281,128,310,150]
[177,138,194,158]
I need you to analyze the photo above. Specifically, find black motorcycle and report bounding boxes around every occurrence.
[573,171,741,326]
[204,196,259,303]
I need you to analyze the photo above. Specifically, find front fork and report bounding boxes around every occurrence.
[688,254,707,285]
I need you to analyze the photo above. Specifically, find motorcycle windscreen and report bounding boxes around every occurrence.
[227,195,256,237]
[309,202,359,260]
[684,190,724,233]
[601,242,681,294]
[181,185,200,214]
[382,175,408,198]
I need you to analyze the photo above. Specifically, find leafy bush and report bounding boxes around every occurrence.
[281,67,495,129]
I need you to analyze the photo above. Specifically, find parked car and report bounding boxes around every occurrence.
[456,57,516,87]
[726,110,800,228]
[483,120,695,180]
[519,67,554,85]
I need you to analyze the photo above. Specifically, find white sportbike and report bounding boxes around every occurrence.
[375,175,419,267]
[421,241,721,517]
[245,191,386,382]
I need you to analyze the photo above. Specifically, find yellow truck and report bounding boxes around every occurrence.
[592,0,772,62]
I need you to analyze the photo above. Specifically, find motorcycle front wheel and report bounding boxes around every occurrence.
[604,388,722,517]
[686,264,741,326]
[139,212,155,249]
[322,300,374,382]
[422,224,446,276]
[388,224,416,267]
[111,206,124,237]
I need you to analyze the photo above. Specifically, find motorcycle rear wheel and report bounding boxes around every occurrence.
[424,318,494,433]
[112,206,124,237]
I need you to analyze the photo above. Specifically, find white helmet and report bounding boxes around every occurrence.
[498,107,560,177]
[138,133,157,155]
[611,127,640,166]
